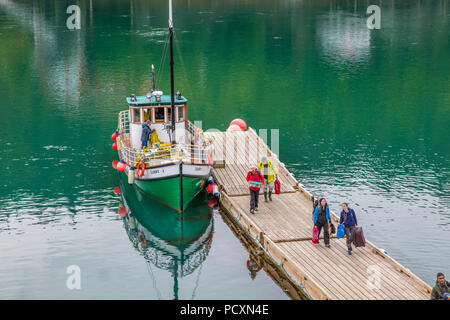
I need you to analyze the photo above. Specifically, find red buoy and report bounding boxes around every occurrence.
[227,124,242,133]
[111,132,119,141]
[112,160,119,169]
[230,119,247,131]
[112,143,118,150]
[208,198,218,208]
[113,187,121,195]
[118,207,128,217]
[117,161,127,172]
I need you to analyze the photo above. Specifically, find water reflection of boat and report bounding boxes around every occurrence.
[118,173,214,300]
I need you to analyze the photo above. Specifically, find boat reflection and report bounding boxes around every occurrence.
[117,173,215,300]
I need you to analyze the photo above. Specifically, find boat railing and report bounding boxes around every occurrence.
[118,110,130,134]
[119,143,213,168]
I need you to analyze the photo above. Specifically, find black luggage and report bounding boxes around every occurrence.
[328,222,336,235]
[352,226,366,247]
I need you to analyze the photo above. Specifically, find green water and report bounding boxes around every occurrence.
[0,0,448,299]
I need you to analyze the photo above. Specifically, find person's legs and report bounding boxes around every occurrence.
[263,183,268,202]
[254,189,260,210]
[250,189,256,212]
[316,221,323,239]
[268,181,274,200]
[345,226,354,254]
[323,221,330,246]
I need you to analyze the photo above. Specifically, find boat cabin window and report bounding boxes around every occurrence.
[142,108,152,123]
[132,108,141,124]
[177,106,184,121]
[155,107,165,123]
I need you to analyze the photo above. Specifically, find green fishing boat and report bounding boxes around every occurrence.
[114,1,213,213]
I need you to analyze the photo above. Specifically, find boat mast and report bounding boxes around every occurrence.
[169,0,176,144]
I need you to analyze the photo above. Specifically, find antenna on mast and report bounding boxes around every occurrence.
[168,0,175,144]
[151,64,156,92]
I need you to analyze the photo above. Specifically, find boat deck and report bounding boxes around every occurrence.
[205,128,432,300]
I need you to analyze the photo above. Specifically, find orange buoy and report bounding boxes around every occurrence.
[117,161,127,172]
[118,207,128,217]
[207,198,218,208]
[111,132,119,141]
[136,161,145,177]
[112,160,119,169]
[113,187,121,195]
[227,124,242,133]
[230,118,247,131]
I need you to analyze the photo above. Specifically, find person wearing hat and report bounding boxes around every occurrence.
[246,165,264,214]
[141,120,155,149]
[431,272,450,300]
[258,156,278,202]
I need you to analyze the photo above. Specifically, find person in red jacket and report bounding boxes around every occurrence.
[246,165,264,214]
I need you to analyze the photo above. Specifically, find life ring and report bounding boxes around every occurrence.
[136,161,145,177]
[138,231,148,248]
[207,151,213,167]
[194,128,204,145]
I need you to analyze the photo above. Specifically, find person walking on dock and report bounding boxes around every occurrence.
[339,202,358,255]
[246,165,264,214]
[141,120,155,149]
[431,273,450,300]
[258,156,278,202]
[313,198,331,248]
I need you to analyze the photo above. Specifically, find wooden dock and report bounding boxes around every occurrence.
[205,128,432,300]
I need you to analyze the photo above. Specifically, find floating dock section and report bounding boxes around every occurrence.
[205,128,432,300]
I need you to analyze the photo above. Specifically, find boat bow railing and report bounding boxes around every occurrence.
[120,142,213,168]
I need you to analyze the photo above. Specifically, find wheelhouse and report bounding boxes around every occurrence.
[127,92,188,149]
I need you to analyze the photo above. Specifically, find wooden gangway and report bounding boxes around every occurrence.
[205,128,432,300]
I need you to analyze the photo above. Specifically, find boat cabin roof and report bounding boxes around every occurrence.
[127,94,187,106]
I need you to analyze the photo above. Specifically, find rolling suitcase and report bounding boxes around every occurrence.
[352,226,366,247]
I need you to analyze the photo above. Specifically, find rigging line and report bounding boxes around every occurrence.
[156,31,170,90]
[191,261,203,300]
[144,251,162,300]
[173,32,195,108]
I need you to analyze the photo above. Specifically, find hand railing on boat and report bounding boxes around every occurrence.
[119,143,213,168]
[117,110,213,167]
[118,110,130,134]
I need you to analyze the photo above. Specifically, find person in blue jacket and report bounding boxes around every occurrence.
[339,202,358,255]
[313,198,331,248]
[141,120,155,149]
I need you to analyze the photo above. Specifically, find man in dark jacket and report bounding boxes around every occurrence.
[313,198,331,248]
[141,120,155,149]
[339,202,358,255]
[431,273,450,300]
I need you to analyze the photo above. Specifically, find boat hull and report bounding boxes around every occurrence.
[133,174,206,212]
[119,160,210,212]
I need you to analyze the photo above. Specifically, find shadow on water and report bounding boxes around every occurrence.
[117,172,214,300]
